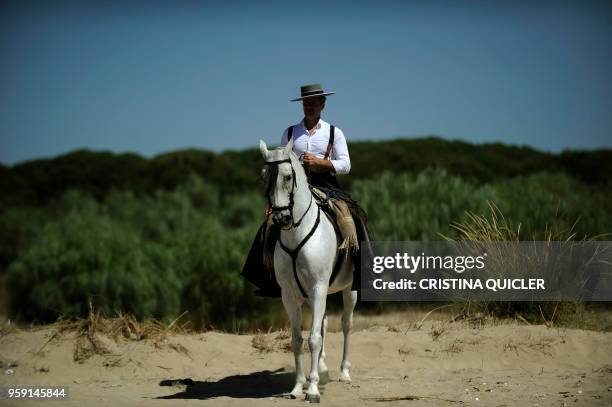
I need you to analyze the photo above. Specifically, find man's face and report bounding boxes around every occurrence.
[302,97,325,119]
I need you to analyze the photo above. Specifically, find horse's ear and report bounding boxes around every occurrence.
[259,140,269,160]
[283,138,294,156]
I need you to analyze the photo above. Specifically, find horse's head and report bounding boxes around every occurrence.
[259,139,304,228]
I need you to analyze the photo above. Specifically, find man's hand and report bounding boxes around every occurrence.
[265,205,272,216]
[302,152,319,169]
[303,152,335,172]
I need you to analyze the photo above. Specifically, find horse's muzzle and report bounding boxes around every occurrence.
[272,211,292,227]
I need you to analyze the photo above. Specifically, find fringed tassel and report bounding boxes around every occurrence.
[338,216,359,253]
[332,195,360,254]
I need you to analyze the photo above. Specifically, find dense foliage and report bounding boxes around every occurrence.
[1,138,610,328]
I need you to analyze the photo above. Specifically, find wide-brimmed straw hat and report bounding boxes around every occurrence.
[290,84,335,102]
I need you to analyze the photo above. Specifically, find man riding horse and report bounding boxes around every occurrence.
[241,84,372,297]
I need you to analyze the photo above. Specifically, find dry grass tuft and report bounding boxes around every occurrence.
[503,341,520,355]
[39,303,191,363]
[251,328,307,353]
[449,202,520,241]
[442,339,464,354]
[429,323,447,341]
[443,201,609,329]
[274,328,290,340]
[251,330,276,353]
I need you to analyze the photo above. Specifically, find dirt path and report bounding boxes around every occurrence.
[1,317,611,406]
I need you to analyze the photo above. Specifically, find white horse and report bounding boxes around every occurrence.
[259,139,358,403]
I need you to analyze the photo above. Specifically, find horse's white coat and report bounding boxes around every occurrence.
[259,140,357,403]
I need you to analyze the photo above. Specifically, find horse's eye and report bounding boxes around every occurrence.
[284,175,292,182]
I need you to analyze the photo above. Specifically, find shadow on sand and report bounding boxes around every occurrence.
[157,368,297,400]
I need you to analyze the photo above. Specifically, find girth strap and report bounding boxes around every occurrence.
[278,206,321,298]
[322,209,345,288]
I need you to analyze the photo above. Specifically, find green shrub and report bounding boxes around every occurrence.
[7,192,182,321]
[352,169,611,241]
[3,169,610,328]
[352,168,495,240]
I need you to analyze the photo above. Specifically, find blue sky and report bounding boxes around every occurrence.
[1,0,611,165]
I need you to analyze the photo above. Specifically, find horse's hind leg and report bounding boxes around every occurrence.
[340,288,357,383]
[318,314,329,384]
[281,292,306,398]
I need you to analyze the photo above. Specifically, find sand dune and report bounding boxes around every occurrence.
[1,316,611,406]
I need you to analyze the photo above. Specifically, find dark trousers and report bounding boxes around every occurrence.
[241,219,282,297]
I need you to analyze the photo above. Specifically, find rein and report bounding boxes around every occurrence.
[264,158,313,228]
[264,157,320,298]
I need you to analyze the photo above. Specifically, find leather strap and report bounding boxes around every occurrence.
[322,209,346,290]
[323,125,334,160]
[279,206,321,298]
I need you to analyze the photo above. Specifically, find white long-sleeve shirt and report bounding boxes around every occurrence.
[279,118,351,175]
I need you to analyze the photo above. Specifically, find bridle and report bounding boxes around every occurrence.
[263,156,320,298]
[264,157,314,229]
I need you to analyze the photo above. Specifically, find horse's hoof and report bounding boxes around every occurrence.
[289,387,303,399]
[318,370,330,385]
[339,373,352,383]
[305,393,321,403]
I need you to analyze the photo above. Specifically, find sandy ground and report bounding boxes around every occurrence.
[1,314,611,407]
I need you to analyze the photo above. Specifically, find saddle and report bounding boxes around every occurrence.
[260,187,372,295]
[264,188,358,267]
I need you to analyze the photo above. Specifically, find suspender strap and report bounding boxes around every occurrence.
[287,126,293,141]
[323,125,334,160]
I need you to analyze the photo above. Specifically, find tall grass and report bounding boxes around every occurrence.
[447,202,607,328]
[352,169,611,241]
[3,169,611,329]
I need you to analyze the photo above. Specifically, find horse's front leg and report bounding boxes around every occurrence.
[305,284,327,403]
[318,314,329,384]
[281,291,306,398]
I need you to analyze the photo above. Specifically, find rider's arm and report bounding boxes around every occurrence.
[304,127,351,174]
[330,127,351,175]
[303,154,335,172]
